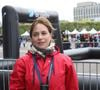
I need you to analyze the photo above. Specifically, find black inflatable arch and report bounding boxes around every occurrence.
[2,5,63,59]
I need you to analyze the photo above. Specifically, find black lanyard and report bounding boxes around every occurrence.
[32,54,54,85]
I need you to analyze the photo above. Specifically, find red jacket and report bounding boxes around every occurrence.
[10,50,79,90]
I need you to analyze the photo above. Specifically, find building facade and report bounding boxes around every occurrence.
[74,2,100,21]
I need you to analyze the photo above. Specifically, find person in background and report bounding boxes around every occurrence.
[10,16,79,90]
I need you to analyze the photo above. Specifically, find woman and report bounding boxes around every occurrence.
[10,17,79,90]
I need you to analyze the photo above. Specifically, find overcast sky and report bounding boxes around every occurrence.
[0,0,100,23]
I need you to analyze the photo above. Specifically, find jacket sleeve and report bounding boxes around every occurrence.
[65,57,79,90]
[10,58,26,90]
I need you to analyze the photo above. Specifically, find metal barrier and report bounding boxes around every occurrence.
[0,59,15,90]
[74,60,100,90]
[0,59,100,90]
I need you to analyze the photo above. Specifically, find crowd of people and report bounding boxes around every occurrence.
[62,32,100,49]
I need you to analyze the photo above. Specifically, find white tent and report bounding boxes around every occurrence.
[89,28,97,34]
[80,28,89,34]
[65,30,71,35]
[21,31,29,36]
[97,30,100,34]
[71,29,79,34]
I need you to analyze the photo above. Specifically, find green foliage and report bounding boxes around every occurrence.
[0,23,31,36]
[60,20,100,32]
[19,23,31,35]
[59,20,68,31]
[4,21,100,35]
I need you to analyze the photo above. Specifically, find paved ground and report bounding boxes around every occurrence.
[0,42,31,58]
[0,47,28,58]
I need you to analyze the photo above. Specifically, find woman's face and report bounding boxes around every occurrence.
[31,23,52,49]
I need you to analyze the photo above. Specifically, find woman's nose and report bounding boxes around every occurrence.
[38,34,43,39]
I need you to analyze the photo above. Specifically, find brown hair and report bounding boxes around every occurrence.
[30,16,55,38]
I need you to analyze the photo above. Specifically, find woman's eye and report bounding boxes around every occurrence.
[42,32,47,35]
[32,31,48,37]
[32,33,38,37]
